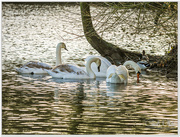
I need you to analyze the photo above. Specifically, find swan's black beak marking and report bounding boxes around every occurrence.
[98,65,101,72]
[65,47,68,51]
[137,71,141,75]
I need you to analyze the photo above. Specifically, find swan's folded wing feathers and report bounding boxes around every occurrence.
[23,61,52,70]
[108,73,114,79]
[106,65,117,77]
[116,65,129,78]
[52,64,87,75]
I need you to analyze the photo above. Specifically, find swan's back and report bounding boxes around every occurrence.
[52,64,89,79]
[116,65,129,79]
[23,61,52,69]
[16,61,52,74]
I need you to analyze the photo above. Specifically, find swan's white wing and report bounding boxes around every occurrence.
[106,65,117,77]
[85,55,112,77]
[116,65,129,81]
[117,65,129,84]
[106,65,129,84]
[16,61,52,74]
[106,65,119,83]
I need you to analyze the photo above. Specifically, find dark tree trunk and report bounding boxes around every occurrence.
[80,2,177,79]
[80,2,142,65]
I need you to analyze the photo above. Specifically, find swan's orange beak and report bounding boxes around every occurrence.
[137,72,140,83]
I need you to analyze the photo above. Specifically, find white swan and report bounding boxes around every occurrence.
[16,42,67,74]
[106,65,129,84]
[106,60,141,84]
[84,55,112,77]
[46,57,101,79]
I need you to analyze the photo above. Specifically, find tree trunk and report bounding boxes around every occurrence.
[80,2,177,79]
[80,2,142,65]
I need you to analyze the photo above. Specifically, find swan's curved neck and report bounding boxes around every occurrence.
[123,61,138,72]
[56,44,62,66]
[86,58,97,79]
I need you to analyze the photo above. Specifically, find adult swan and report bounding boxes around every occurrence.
[84,55,112,77]
[16,42,67,74]
[46,57,101,79]
[106,60,141,83]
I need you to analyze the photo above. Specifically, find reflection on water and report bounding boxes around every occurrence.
[2,71,178,135]
[2,3,177,135]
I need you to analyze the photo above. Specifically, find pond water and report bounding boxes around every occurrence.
[2,3,178,135]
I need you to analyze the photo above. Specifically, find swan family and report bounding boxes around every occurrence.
[16,42,145,83]
[46,57,101,79]
[16,42,68,74]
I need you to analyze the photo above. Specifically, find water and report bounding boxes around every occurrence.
[2,3,177,135]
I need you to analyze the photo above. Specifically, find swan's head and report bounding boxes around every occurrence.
[135,67,141,83]
[95,58,101,72]
[58,42,68,51]
[134,66,141,74]
[123,61,141,83]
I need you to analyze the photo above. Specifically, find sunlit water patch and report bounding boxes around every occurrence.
[2,3,177,135]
